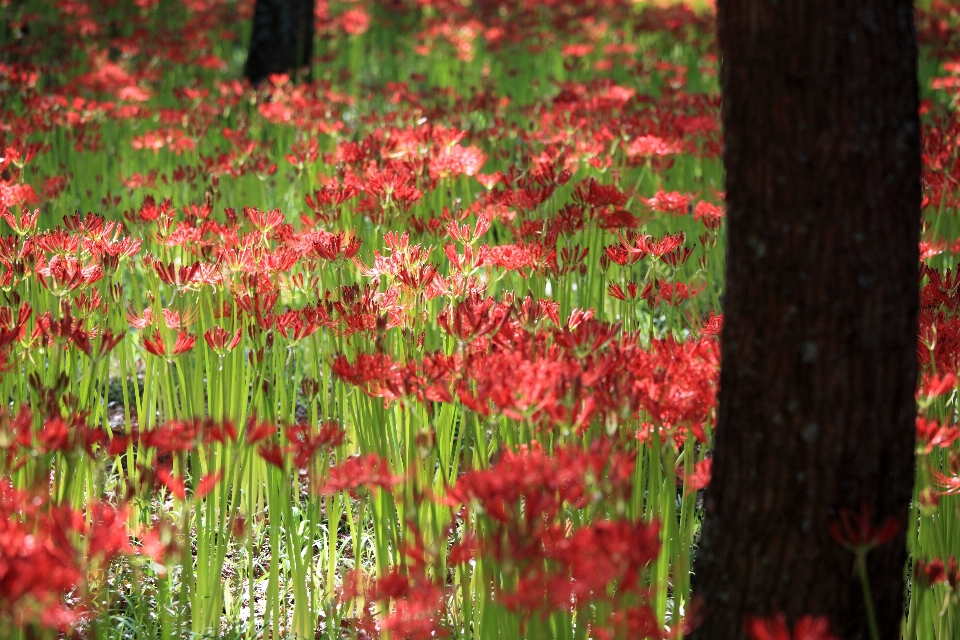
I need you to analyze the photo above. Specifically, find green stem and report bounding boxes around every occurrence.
[858,553,881,640]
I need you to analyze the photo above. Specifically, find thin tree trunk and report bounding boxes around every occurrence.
[690,1,921,638]
[244,0,315,86]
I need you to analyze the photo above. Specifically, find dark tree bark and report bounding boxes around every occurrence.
[690,1,921,639]
[244,0,315,86]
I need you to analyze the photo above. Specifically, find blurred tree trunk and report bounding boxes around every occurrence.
[689,1,921,639]
[244,0,315,86]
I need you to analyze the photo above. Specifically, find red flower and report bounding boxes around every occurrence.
[646,189,693,215]
[916,416,960,454]
[142,329,196,358]
[828,503,899,554]
[316,454,401,496]
[195,471,223,499]
[156,467,186,500]
[693,201,725,229]
[285,421,345,469]
[678,458,712,491]
[915,556,960,588]
[203,325,243,355]
[745,613,838,640]
[257,443,286,469]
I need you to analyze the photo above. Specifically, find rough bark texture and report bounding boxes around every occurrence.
[244,0,315,86]
[689,1,921,638]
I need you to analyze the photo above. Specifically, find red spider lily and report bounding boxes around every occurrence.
[36,416,74,454]
[701,311,724,338]
[443,241,492,274]
[448,533,478,566]
[552,318,622,355]
[245,415,278,444]
[0,405,35,468]
[203,325,243,355]
[429,143,486,181]
[244,206,285,232]
[34,228,80,256]
[514,294,561,328]
[141,329,196,358]
[203,420,238,446]
[86,503,134,562]
[72,289,105,316]
[123,195,172,226]
[395,262,440,292]
[0,484,87,629]
[919,240,947,260]
[284,421,345,469]
[476,172,502,190]
[278,306,332,342]
[657,281,703,304]
[31,308,87,348]
[36,256,103,296]
[572,178,628,209]
[195,471,224,499]
[139,419,202,455]
[643,231,687,259]
[444,441,634,523]
[626,134,684,160]
[233,286,279,330]
[304,183,360,223]
[745,613,838,640]
[606,233,640,263]
[62,212,117,242]
[544,519,661,605]
[438,294,510,343]
[74,328,125,361]
[156,467,186,500]
[916,417,960,454]
[915,556,960,589]
[920,263,960,311]
[557,242,589,275]
[608,281,640,301]
[150,257,201,289]
[131,520,180,576]
[918,371,957,400]
[485,242,535,272]
[0,301,31,347]
[127,305,198,330]
[315,454,401,496]
[1,207,39,235]
[693,200,725,229]
[828,504,900,557]
[628,337,720,441]
[646,189,693,215]
[930,451,960,495]
[660,245,696,268]
[446,214,491,245]
[363,165,423,207]
[312,230,362,261]
[600,603,665,640]
[285,139,319,170]
[257,443,286,469]
[677,458,712,491]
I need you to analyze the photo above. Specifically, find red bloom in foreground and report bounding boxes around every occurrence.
[745,613,838,640]
[315,454,401,496]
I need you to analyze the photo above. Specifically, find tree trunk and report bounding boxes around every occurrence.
[689,2,921,638]
[244,0,315,86]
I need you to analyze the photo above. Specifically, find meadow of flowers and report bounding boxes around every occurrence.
[2,0,960,638]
